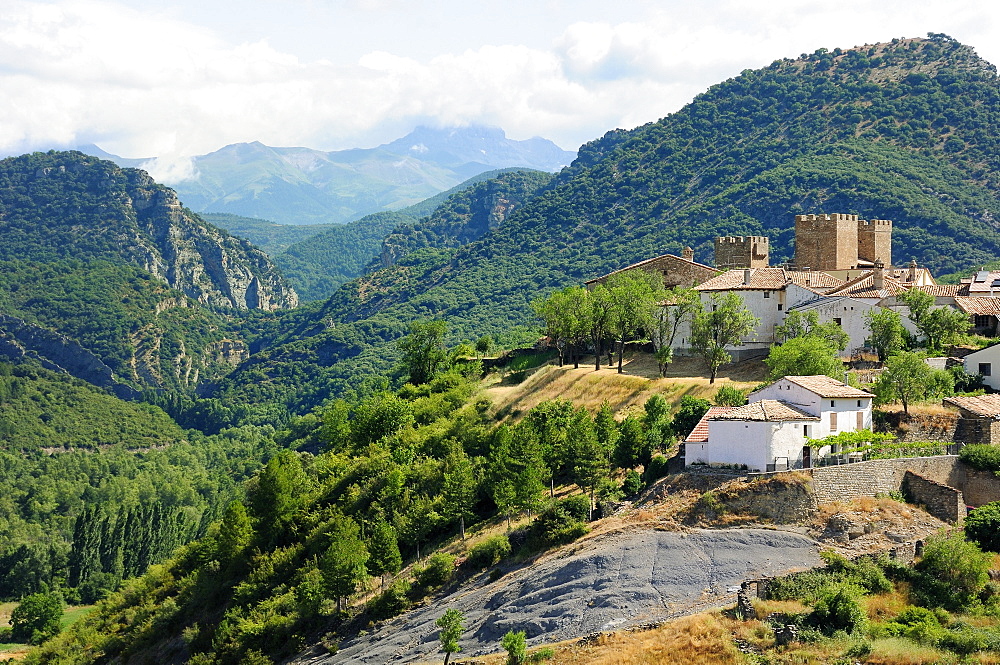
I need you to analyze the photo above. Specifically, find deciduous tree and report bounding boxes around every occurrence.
[690,292,759,383]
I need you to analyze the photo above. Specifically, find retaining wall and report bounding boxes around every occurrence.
[809,456,962,506]
[903,470,966,523]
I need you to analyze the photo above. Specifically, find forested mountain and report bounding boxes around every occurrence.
[214,35,1000,415]
[0,151,298,310]
[158,126,575,225]
[274,168,549,301]
[199,213,336,257]
[0,361,278,602]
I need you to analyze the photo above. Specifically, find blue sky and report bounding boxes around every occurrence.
[1,0,997,181]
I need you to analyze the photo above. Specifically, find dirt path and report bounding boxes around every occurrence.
[295,527,820,665]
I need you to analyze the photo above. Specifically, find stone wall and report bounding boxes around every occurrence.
[954,416,1000,446]
[857,218,893,266]
[714,236,769,270]
[794,213,859,271]
[955,466,1000,506]
[903,470,966,523]
[808,456,962,506]
[586,254,719,289]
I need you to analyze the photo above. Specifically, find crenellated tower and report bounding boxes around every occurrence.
[714,236,769,270]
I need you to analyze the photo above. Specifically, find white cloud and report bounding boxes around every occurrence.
[3,0,1000,173]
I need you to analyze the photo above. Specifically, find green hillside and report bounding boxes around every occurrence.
[274,168,548,301]
[200,213,336,256]
[216,35,1000,414]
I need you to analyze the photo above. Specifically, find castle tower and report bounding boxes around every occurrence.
[714,236,769,270]
[794,213,859,271]
[857,218,892,267]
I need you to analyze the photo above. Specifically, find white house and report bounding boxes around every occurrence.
[684,375,875,472]
[963,344,1000,391]
[785,296,882,357]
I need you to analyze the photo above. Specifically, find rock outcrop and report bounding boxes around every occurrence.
[0,151,298,310]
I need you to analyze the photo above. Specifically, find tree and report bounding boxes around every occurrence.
[690,292,759,383]
[501,630,527,665]
[10,592,63,644]
[965,502,1000,553]
[765,336,844,380]
[436,608,465,665]
[864,308,905,363]
[569,409,609,518]
[899,290,970,352]
[215,500,253,566]
[351,392,414,447]
[642,394,672,458]
[475,335,493,360]
[442,450,477,539]
[670,395,711,439]
[588,283,615,371]
[713,385,747,406]
[398,320,448,384]
[320,514,369,613]
[367,519,402,589]
[249,450,307,546]
[594,400,620,464]
[649,287,702,377]
[876,351,931,415]
[914,531,991,610]
[604,270,664,373]
[775,310,849,351]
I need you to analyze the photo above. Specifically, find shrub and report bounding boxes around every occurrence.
[809,586,866,634]
[559,495,591,522]
[913,531,991,610]
[621,469,643,496]
[528,646,555,662]
[413,552,456,591]
[10,592,64,644]
[501,630,527,665]
[466,535,511,569]
[524,506,589,553]
[368,579,411,620]
[714,385,747,406]
[959,444,1000,473]
[965,501,1000,552]
[641,454,671,485]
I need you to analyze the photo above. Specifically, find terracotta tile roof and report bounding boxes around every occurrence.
[964,270,1000,295]
[695,268,844,292]
[914,284,963,297]
[585,253,719,284]
[782,375,874,398]
[709,399,819,422]
[944,394,1000,418]
[683,406,736,442]
[825,271,908,299]
[954,297,1000,316]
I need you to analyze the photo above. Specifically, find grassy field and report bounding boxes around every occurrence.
[0,601,94,662]
[486,351,767,420]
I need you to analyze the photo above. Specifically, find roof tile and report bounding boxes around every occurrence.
[709,399,819,422]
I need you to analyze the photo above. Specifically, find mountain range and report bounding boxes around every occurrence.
[78,126,576,226]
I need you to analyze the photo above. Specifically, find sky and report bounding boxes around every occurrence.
[1,0,998,182]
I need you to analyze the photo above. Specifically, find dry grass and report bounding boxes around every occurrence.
[864,587,911,623]
[485,352,766,421]
[865,637,954,664]
[752,598,810,620]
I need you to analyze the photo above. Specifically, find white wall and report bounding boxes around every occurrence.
[750,378,872,438]
[964,345,1000,391]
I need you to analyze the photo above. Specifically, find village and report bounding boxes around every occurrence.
[579,213,1000,489]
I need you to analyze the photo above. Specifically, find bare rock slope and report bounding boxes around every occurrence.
[295,527,821,665]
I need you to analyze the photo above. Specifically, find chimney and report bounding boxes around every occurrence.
[908,258,918,283]
[682,246,694,262]
[743,269,752,285]
[873,259,885,290]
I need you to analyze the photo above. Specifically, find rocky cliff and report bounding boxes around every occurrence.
[0,151,297,310]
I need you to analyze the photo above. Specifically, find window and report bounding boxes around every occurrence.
[857,400,862,407]
[830,400,835,407]
[833,317,842,325]
[830,412,838,432]
[981,363,992,377]
[764,291,770,298]
[777,304,783,311]
[803,425,810,438]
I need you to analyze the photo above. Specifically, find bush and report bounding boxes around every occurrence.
[10,592,64,644]
[368,579,411,620]
[559,495,591,522]
[501,630,527,665]
[621,469,643,496]
[714,385,747,406]
[959,444,1000,473]
[524,506,589,553]
[965,501,1000,552]
[913,531,991,610]
[809,586,866,634]
[641,454,671,485]
[413,552,456,591]
[466,535,511,569]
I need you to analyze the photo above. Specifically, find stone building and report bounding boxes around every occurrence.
[714,236,769,270]
[944,394,1000,445]
[793,214,892,271]
[584,250,720,290]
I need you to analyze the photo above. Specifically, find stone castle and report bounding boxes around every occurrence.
[713,213,893,270]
